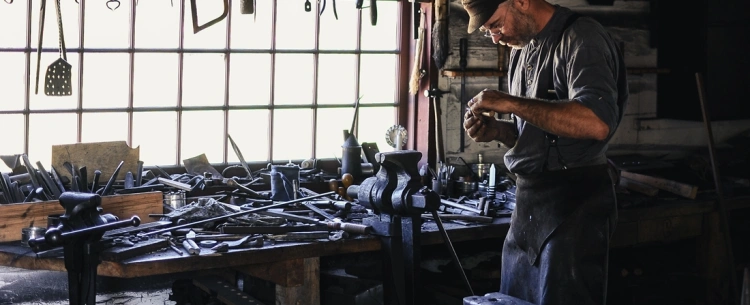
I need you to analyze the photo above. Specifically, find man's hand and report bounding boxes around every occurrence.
[464,109,499,143]
[468,89,515,117]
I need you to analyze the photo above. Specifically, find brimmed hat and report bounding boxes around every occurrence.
[463,0,505,34]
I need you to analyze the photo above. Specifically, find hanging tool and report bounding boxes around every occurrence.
[304,0,312,12]
[190,0,228,34]
[44,0,72,96]
[105,0,120,10]
[319,0,325,15]
[459,38,468,152]
[432,0,449,70]
[370,0,377,25]
[409,10,425,95]
[34,0,46,95]
[695,72,739,303]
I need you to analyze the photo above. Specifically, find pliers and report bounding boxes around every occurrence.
[319,0,338,20]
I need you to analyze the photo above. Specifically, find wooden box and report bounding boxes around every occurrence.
[0,191,163,242]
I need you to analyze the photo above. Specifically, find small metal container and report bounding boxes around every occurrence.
[21,227,47,247]
[164,191,187,210]
[461,181,478,195]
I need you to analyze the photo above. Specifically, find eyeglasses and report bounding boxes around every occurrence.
[480,4,510,38]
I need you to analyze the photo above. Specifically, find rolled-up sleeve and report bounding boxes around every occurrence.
[560,30,621,137]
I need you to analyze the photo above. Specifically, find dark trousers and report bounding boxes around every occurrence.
[500,165,617,305]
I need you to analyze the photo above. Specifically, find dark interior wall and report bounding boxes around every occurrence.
[655,0,750,121]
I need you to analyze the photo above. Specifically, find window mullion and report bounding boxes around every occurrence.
[24,0,32,156]
[127,0,136,148]
[176,0,186,166]
[268,0,278,162]
[353,6,363,139]
[77,0,86,143]
[312,0,322,159]
[223,0,233,165]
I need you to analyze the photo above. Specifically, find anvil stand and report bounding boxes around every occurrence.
[348,150,473,305]
[28,192,140,305]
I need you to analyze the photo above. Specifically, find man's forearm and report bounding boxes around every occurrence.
[494,120,517,148]
[507,96,609,141]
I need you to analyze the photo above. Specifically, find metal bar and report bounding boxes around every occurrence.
[176,0,186,166]
[431,210,474,296]
[127,0,137,148]
[0,48,400,55]
[158,177,192,192]
[0,102,399,115]
[440,199,482,214]
[695,72,739,304]
[144,191,336,236]
[268,0,278,162]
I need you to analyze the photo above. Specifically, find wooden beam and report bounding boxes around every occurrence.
[275,257,320,305]
[620,171,698,199]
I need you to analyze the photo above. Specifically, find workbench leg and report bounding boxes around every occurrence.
[275,257,320,305]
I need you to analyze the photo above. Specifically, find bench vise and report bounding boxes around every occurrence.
[346,150,440,305]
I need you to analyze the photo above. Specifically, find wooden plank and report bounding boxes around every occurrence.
[275,257,319,305]
[51,141,140,184]
[0,191,162,242]
[619,176,659,196]
[235,258,305,287]
[620,171,698,199]
[637,214,702,244]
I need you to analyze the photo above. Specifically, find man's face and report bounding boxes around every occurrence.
[479,1,536,49]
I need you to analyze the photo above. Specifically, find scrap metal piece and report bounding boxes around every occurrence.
[158,177,193,192]
[227,134,253,178]
[268,231,330,241]
[182,239,201,255]
[21,155,45,198]
[101,160,125,196]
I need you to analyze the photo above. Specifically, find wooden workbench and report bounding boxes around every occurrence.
[0,216,512,305]
[0,195,746,305]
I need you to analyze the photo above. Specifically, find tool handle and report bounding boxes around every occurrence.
[459,38,468,69]
[370,0,377,25]
[328,221,372,234]
[355,0,363,9]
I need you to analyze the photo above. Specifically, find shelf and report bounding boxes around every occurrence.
[441,69,506,78]
[441,67,670,78]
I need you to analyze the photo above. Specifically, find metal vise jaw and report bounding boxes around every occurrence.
[346,150,440,305]
[347,150,439,217]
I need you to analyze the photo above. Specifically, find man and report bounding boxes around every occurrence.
[461,0,628,304]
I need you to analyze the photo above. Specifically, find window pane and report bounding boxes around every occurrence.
[183,0,228,49]
[272,109,312,161]
[229,53,271,106]
[29,113,77,170]
[274,54,313,105]
[357,107,396,153]
[0,1,27,48]
[317,54,356,105]
[133,53,178,108]
[360,1,398,51]
[31,0,81,50]
[228,110,269,163]
[82,53,129,109]
[181,110,224,165]
[82,112,128,143]
[84,0,130,48]
[315,108,354,158]
[182,53,226,107]
[276,0,316,50]
[230,0,272,49]
[132,111,176,166]
[318,0,358,50]
[135,0,179,48]
[0,114,25,172]
[30,53,80,110]
[359,54,396,104]
[0,53,26,111]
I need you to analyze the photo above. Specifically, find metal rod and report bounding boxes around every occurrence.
[440,199,482,214]
[695,72,739,304]
[431,210,474,296]
[143,191,336,236]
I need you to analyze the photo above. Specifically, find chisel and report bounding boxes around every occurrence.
[459,38,468,152]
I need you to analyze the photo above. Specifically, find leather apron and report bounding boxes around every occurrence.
[500,164,617,305]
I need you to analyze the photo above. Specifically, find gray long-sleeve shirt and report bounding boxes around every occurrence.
[504,5,628,175]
